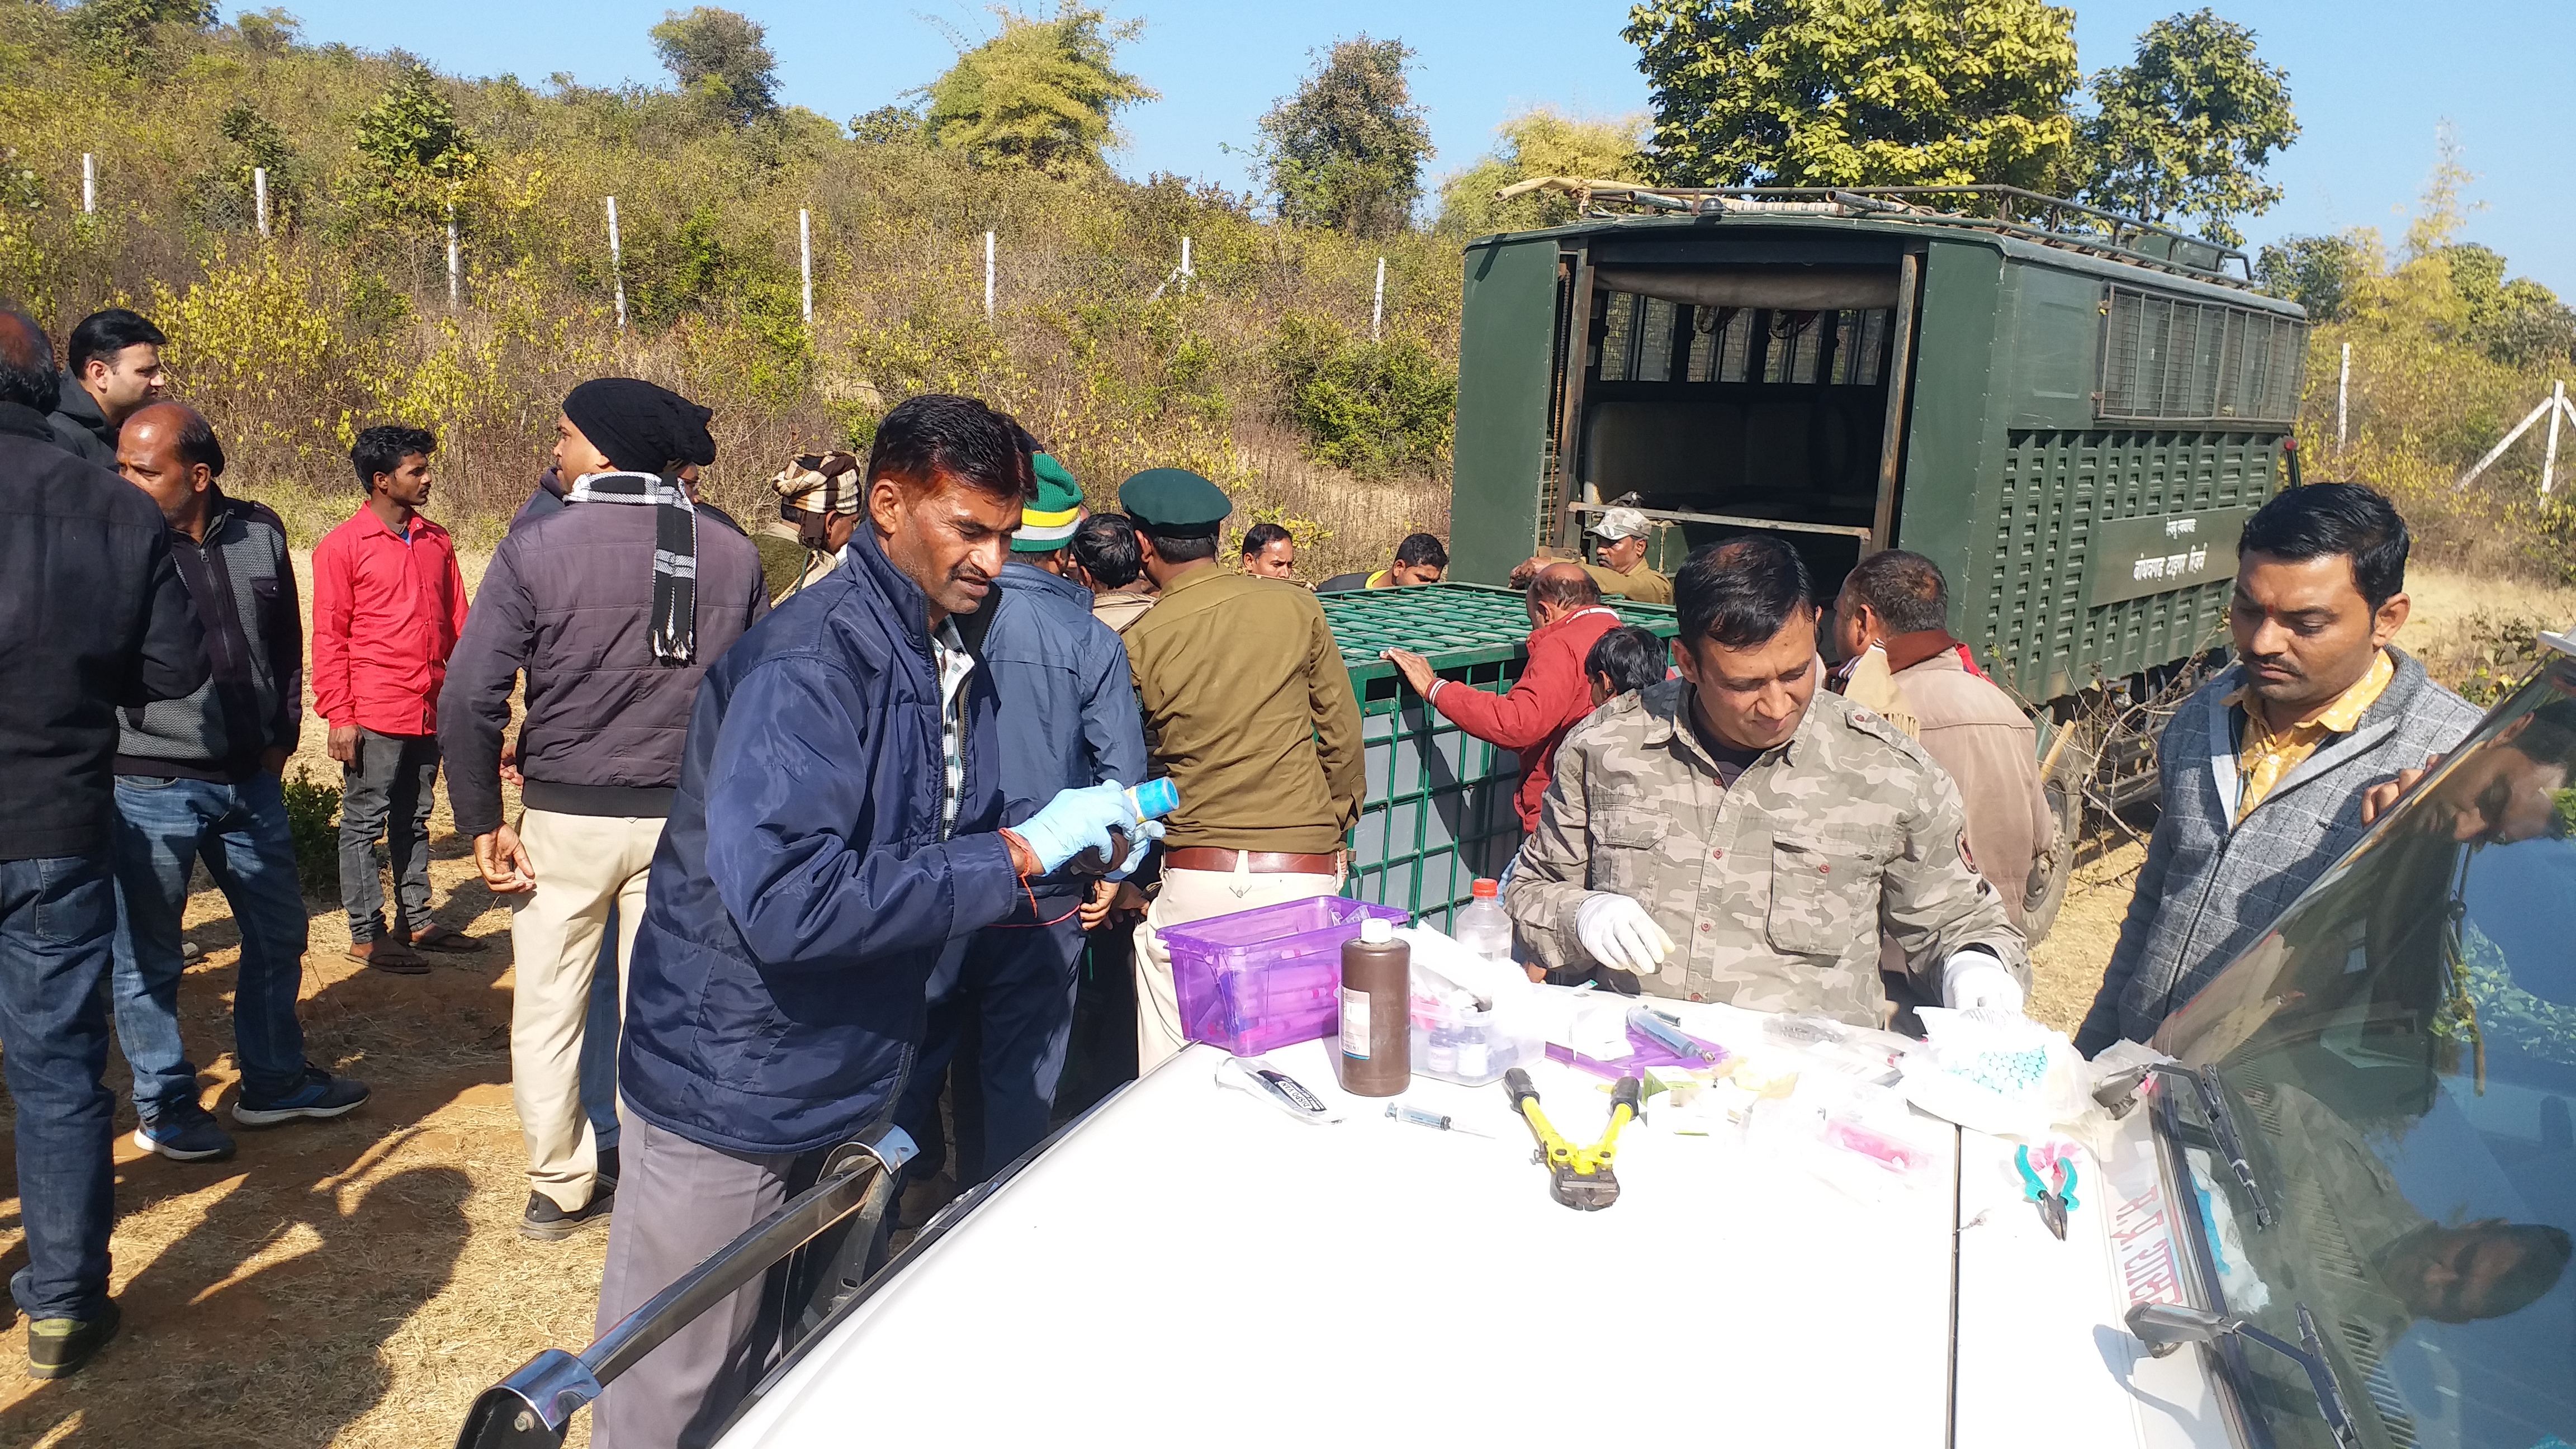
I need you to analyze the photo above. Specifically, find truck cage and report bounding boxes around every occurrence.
[1494,179,2255,288]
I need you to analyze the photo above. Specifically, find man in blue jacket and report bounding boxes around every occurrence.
[594,395,1143,1449]
[898,452,1148,1194]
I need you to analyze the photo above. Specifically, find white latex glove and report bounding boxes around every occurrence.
[1576,893,1677,974]
[1940,949,2026,1015]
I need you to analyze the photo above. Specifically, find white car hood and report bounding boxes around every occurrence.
[718,1030,2228,1447]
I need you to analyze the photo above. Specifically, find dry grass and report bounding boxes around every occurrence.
[2395,569,2576,664]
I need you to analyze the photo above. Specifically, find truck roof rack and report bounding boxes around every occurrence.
[1493,178,2255,287]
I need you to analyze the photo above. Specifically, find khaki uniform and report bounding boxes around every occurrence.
[1126,564,1365,1069]
[1505,678,2025,1026]
[1581,560,1672,605]
[1124,566,1363,855]
[755,520,839,606]
[1091,588,1155,634]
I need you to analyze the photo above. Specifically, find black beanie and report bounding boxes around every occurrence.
[563,377,717,475]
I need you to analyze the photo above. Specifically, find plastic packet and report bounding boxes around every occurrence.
[1898,1007,2091,1138]
[1749,1076,1945,1202]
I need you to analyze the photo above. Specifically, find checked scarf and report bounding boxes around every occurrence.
[567,470,700,664]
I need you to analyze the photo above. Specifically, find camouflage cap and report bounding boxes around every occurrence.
[1589,506,1650,541]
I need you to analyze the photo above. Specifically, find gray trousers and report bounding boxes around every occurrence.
[338,727,438,942]
[594,1116,828,1449]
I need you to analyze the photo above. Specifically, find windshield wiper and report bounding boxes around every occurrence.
[2152,1062,2275,1229]
[2128,1300,2362,1449]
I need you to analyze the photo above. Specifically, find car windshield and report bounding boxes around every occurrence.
[2159,650,2576,1449]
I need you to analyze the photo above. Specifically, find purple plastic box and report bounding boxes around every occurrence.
[1163,896,1412,1056]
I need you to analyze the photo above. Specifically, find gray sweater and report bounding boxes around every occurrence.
[2075,648,2480,1053]
[115,489,301,781]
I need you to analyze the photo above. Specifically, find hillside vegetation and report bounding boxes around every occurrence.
[0,3,1454,565]
[5,3,2570,594]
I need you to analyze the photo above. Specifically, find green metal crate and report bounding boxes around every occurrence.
[1318,584,1679,931]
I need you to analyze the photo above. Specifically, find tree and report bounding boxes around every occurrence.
[234,6,299,54]
[1437,109,1647,234]
[70,0,215,74]
[920,5,1154,174]
[220,101,300,222]
[350,67,480,220]
[1257,37,1432,238]
[2255,233,2365,321]
[2074,10,2295,247]
[2442,244,2576,370]
[1623,0,2080,191]
[650,7,779,126]
[850,106,925,145]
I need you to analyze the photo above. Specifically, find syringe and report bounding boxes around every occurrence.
[1385,1102,1493,1138]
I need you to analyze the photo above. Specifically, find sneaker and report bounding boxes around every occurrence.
[520,1187,613,1242]
[232,1067,371,1127]
[26,1300,120,1380]
[134,1107,236,1162]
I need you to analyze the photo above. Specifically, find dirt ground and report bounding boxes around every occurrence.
[0,560,2558,1447]
[0,550,608,1449]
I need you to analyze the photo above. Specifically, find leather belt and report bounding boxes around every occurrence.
[1164,847,1342,875]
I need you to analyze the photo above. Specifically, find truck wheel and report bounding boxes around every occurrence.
[2023,721,2092,944]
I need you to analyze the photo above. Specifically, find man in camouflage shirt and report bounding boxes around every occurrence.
[1505,536,2028,1026]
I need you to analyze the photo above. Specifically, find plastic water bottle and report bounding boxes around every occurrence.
[1452,877,1512,967]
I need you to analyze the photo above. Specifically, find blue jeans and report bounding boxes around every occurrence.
[108,773,312,1113]
[896,911,1085,1187]
[0,854,120,1321]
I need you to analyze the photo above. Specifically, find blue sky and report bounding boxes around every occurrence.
[273,0,2575,295]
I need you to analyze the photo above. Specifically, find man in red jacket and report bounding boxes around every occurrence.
[1380,563,1622,834]
[311,425,472,974]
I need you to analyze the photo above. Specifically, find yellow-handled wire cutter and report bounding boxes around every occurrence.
[1501,1067,1641,1211]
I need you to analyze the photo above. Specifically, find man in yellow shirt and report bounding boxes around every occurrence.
[1316,532,1445,593]
[2076,484,2482,1053]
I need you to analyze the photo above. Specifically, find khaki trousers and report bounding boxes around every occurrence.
[1133,860,1341,1073]
[509,809,663,1211]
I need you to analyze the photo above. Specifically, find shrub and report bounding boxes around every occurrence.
[2419,611,2555,707]
[282,766,341,896]
[1267,313,1455,480]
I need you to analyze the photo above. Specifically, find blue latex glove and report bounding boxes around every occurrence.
[1013,780,1142,875]
[1105,819,1167,882]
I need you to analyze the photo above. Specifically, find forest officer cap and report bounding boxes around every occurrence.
[1118,467,1231,538]
[1014,453,1086,552]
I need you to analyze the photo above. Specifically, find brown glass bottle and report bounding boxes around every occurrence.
[1334,917,1410,1096]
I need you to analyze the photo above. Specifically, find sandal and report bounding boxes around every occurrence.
[346,939,429,975]
[408,925,487,954]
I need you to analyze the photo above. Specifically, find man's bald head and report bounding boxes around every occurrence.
[124,401,225,477]
[119,401,225,533]
[1528,560,1603,623]
[0,308,58,410]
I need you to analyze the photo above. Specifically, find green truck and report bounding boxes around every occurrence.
[1440,184,2310,929]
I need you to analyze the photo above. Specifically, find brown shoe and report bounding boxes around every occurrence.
[345,938,429,974]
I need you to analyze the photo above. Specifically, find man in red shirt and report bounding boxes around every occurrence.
[312,425,472,973]
[1380,562,1622,833]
